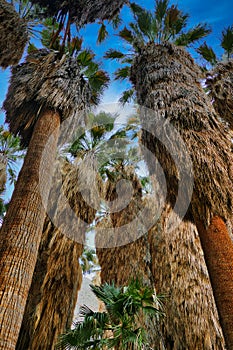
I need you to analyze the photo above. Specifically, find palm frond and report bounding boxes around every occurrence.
[115,66,131,80]
[119,88,135,105]
[197,42,217,65]
[175,23,211,47]
[221,25,233,59]
[104,49,125,60]
[97,22,108,44]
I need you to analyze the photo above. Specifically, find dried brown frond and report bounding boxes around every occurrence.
[148,202,226,349]
[3,50,90,146]
[206,60,233,130]
[0,0,28,68]
[131,42,233,227]
[30,0,128,26]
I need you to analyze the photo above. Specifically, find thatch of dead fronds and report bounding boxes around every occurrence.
[0,0,28,68]
[148,203,226,350]
[131,42,233,227]
[96,166,160,348]
[3,49,90,146]
[30,0,128,26]
[16,159,100,350]
[206,60,233,130]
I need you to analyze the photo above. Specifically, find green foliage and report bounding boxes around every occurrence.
[221,25,233,59]
[197,42,217,66]
[58,279,165,349]
[97,23,108,44]
[80,249,99,274]
[0,127,25,186]
[174,24,211,47]
[105,0,211,103]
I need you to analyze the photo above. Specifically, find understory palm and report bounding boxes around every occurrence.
[58,279,164,350]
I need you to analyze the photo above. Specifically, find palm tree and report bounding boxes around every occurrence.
[58,279,164,350]
[0,0,28,68]
[16,159,98,350]
[106,1,233,348]
[16,112,113,349]
[0,34,110,349]
[197,25,233,130]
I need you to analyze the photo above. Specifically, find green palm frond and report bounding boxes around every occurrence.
[175,23,211,47]
[221,25,233,59]
[104,49,125,60]
[119,89,135,105]
[197,42,217,66]
[115,66,131,80]
[97,22,108,44]
[155,0,169,22]
[118,27,135,44]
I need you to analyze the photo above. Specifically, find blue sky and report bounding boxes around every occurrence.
[0,0,232,125]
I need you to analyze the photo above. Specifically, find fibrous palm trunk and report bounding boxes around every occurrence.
[205,60,233,130]
[131,42,233,349]
[0,51,89,350]
[16,159,97,350]
[0,110,60,350]
[0,0,28,68]
[96,166,159,348]
[148,204,225,349]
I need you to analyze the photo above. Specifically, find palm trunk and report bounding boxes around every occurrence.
[131,42,233,349]
[0,109,60,350]
[148,204,225,349]
[197,217,233,350]
[16,218,83,350]
[96,167,158,348]
[206,60,233,130]
[16,159,97,350]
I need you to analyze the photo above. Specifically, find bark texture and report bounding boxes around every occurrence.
[131,42,233,349]
[197,217,233,350]
[0,110,60,350]
[0,0,28,68]
[148,205,225,349]
[206,60,233,130]
[16,159,98,350]
[96,166,159,347]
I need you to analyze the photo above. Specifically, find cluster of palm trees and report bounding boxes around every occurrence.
[0,0,233,349]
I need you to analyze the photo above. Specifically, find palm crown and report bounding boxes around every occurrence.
[105,0,211,104]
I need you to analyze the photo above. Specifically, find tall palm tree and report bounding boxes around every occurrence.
[16,112,110,349]
[106,1,233,348]
[0,49,89,350]
[0,0,28,68]
[197,25,233,130]
[16,159,98,350]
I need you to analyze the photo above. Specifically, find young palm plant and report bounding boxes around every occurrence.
[197,25,233,129]
[58,279,165,350]
[106,1,233,348]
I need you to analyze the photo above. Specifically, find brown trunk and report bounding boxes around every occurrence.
[0,109,60,350]
[197,217,233,350]
[149,205,225,350]
[16,218,83,350]
[16,159,97,350]
[96,167,158,347]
